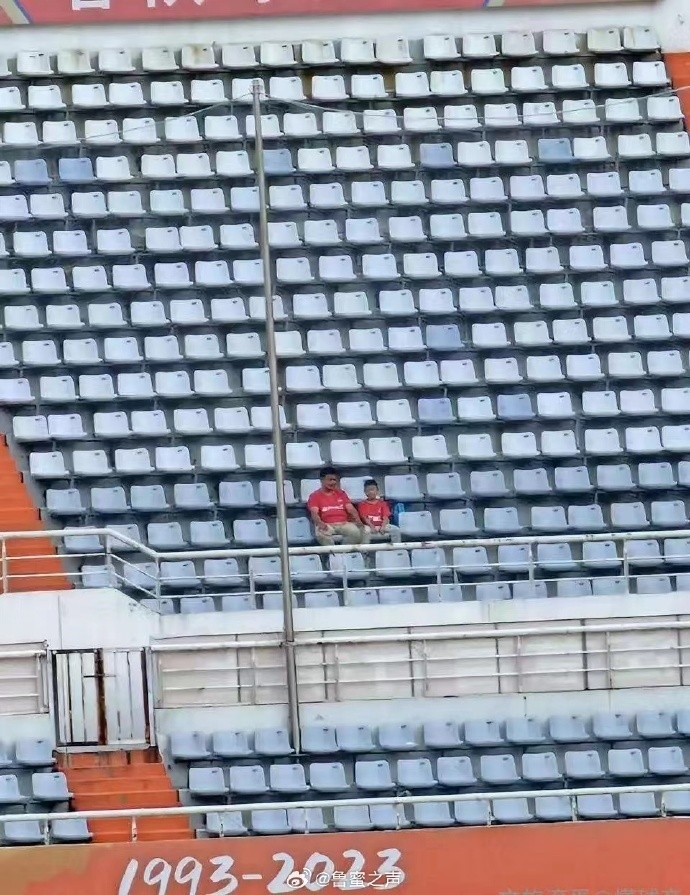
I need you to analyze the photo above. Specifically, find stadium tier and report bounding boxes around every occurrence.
[0,30,687,606]
[1,17,690,892]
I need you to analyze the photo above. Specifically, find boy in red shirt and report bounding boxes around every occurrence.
[357,479,401,543]
[307,467,369,546]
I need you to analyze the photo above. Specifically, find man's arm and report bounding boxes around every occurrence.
[345,502,364,525]
[309,506,327,531]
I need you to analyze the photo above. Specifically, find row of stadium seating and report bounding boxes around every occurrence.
[0,31,662,81]
[169,712,690,756]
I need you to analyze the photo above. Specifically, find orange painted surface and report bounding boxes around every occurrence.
[0,818,688,895]
[0,0,632,25]
[666,52,690,126]
[0,438,69,592]
[59,750,192,844]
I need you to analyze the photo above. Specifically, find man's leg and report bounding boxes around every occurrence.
[333,522,364,545]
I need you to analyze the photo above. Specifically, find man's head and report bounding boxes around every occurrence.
[320,466,340,492]
[364,478,379,500]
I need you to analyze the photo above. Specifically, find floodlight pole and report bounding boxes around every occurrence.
[252,80,301,753]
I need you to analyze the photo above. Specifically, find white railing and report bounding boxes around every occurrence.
[0,645,49,715]
[150,616,690,706]
[6,526,690,603]
[7,783,690,842]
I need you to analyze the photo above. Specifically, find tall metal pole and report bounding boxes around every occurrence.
[252,80,301,753]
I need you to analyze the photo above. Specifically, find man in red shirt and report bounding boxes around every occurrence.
[357,478,401,543]
[307,467,369,546]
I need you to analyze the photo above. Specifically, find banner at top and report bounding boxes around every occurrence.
[0,0,619,26]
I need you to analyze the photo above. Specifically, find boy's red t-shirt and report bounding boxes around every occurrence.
[357,498,391,528]
[307,488,351,524]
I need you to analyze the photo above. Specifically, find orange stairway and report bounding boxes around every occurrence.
[59,749,193,843]
[0,436,69,592]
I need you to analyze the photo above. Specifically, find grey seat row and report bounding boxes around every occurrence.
[134,574,688,612]
[185,746,690,800]
[169,711,690,760]
[202,790,688,834]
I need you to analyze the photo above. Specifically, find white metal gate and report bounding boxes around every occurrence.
[52,648,152,748]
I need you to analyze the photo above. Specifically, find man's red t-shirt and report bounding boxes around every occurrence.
[307,488,351,524]
[357,498,391,528]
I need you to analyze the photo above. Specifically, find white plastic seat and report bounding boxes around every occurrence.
[648,96,682,121]
[544,31,581,57]
[595,62,630,88]
[472,68,507,95]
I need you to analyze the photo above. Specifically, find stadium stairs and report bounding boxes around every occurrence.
[59,748,192,842]
[0,435,68,591]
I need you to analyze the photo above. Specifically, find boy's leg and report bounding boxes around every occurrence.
[386,524,402,544]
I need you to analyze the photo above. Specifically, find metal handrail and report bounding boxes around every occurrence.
[5,782,690,826]
[6,525,690,558]
[150,618,690,652]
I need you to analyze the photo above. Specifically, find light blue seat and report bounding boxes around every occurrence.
[423,721,461,748]
[412,802,453,827]
[15,738,54,767]
[534,796,572,821]
[549,715,591,743]
[0,775,26,804]
[301,726,337,754]
[309,762,348,793]
[251,809,290,835]
[337,725,375,753]
[493,798,533,824]
[619,793,660,817]
[206,812,247,836]
[505,717,546,745]
[564,750,604,780]
[663,791,690,814]
[58,157,94,183]
[593,713,635,741]
[418,397,454,424]
[229,765,267,795]
[51,818,92,842]
[269,764,308,794]
[211,730,251,758]
[454,799,490,825]
[464,720,503,747]
[288,808,328,832]
[379,723,418,751]
[3,821,43,844]
[522,752,561,782]
[397,758,436,788]
[334,806,373,831]
[420,142,455,168]
[576,794,617,819]
[254,728,292,756]
[189,767,228,798]
[169,731,210,761]
[437,756,476,787]
[636,711,676,738]
[32,772,71,802]
[17,158,50,184]
[480,754,519,785]
[648,746,687,775]
[355,760,394,791]
[608,748,646,777]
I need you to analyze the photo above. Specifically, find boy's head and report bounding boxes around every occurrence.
[363,478,379,500]
[320,466,340,492]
